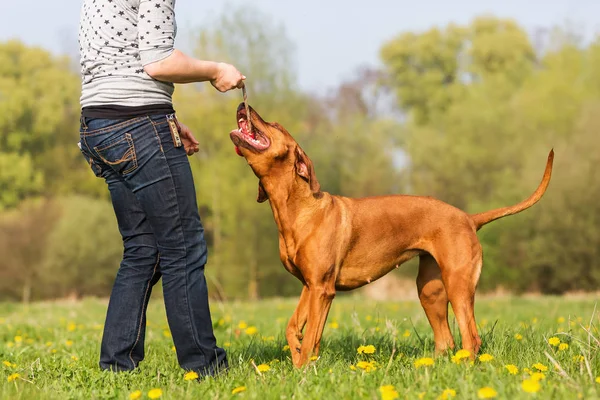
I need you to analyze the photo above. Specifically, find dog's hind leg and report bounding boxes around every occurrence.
[286,285,309,367]
[440,239,483,356]
[417,254,455,354]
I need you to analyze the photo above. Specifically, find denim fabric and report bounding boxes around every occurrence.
[79,114,227,376]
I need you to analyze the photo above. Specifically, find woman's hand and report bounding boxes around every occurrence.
[177,121,199,156]
[211,62,245,92]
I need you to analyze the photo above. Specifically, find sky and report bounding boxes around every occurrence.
[1,0,599,93]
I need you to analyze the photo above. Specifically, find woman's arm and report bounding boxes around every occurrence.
[143,49,245,91]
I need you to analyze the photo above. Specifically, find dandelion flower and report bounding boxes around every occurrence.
[67,322,76,332]
[2,361,14,368]
[451,349,471,364]
[65,340,73,347]
[514,333,523,341]
[283,345,290,351]
[238,321,248,329]
[548,337,560,346]
[403,330,411,337]
[595,377,600,384]
[530,372,545,381]
[7,373,20,382]
[505,364,519,375]
[477,387,497,399]
[557,317,565,324]
[350,364,356,371]
[329,321,339,329]
[418,392,426,400]
[45,342,53,347]
[147,388,162,399]
[440,388,457,399]
[478,353,494,362]
[129,390,142,400]
[356,360,377,372]
[310,355,318,361]
[522,379,540,393]
[532,363,548,372]
[559,343,569,351]
[414,357,434,368]
[244,326,258,335]
[366,315,373,321]
[256,363,270,372]
[379,385,399,400]
[71,355,78,361]
[232,386,246,395]
[184,371,199,381]
[357,345,376,354]
[573,355,584,363]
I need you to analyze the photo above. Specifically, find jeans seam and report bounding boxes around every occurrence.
[81,116,146,136]
[159,148,206,361]
[128,254,160,369]
[150,117,164,153]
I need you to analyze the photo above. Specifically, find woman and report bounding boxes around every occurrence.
[77,0,244,377]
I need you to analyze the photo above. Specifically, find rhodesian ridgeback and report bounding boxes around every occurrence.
[230,103,553,367]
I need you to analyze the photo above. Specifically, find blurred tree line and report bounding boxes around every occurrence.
[0,8,598,302]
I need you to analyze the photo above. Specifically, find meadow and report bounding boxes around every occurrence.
[1,294,599,399]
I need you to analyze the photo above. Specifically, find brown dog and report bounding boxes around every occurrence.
[230,103,553,367]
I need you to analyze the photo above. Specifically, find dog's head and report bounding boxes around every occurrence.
[229,103,320,203]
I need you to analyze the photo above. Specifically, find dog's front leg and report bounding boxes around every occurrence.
[297,284,336,366]
[286,286,309,367]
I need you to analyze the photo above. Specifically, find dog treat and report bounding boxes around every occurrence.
[242,85,252,134]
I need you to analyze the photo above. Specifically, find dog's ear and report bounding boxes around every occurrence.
[257,181,269,203]
[295,146,321,195]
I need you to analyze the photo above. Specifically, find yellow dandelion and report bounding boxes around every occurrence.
[129,390,142,400]
[65,340,73,347]
[162,330,171,338]
[329,321,339,329]
[530,372,545,381]
[366,315,372,321]
[350,364,356,371]
[548,337,560,346]
[379,385,399,400]
[505,364,519,375]
[256,363,270,372]
[2,361,14,368]
[478,353,494,362]
[356,360,377,372]
[45,341,53,347]
[402,330,411,337]
[522,379,540,393]
[184,371,199,381]
[283,344,290,351]
[357,345,376,354]
[559,343,569,351]
[147,388,162,399]
[531,317,538,324]
[451,349,471,364]
[262,335,275,342]
[514,333,523,341]
[6,342,14,348]
[595,377,600,384]
[232,386,246,395]
[439,388,457,399]
[238,321,248,329]
[573,355,584,363]
[557,317,565,324]
[223,342,231,348]
[172,346,176,352]
[14,336,22,343]
[71,355,78,361]
[245,326,257,335]
[67,322,76,332]
[414,357,434,368]
[532,363,548,372]
[418,392,427,400]
[310,355,318,361]
[7,373,20,382]
[477,387,497,399]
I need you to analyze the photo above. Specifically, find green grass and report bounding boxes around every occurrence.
[1,294,599,399]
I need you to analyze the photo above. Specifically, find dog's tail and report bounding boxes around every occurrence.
[470,149,554,231]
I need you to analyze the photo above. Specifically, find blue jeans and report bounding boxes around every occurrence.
[78,114,227,376]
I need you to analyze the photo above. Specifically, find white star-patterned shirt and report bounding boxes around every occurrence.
[78,0,177,108]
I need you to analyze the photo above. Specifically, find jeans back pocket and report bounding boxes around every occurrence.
[93,132,138,175]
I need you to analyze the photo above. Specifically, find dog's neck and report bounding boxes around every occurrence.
[260,175,322,237]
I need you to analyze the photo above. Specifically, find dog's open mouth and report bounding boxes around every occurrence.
[230,108,270,156]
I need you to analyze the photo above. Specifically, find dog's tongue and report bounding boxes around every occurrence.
[234,146,243,156]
